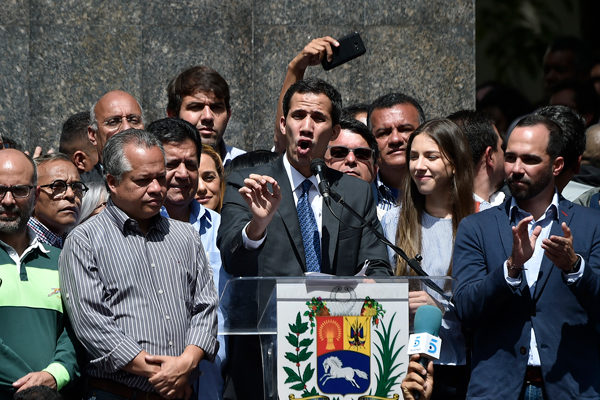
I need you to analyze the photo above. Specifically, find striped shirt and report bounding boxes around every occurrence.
[59,200,218,392]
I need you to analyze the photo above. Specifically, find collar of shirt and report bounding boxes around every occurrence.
[509,191,559,226]
[0,227,49,266]
[189,200,212,226]
[282,155,323,238]
[160,201,216,234]
[105,198,168,236]
[27,217,64,248]
[473,191,506,206]
[283,155,320,201]
[221,140,246,167]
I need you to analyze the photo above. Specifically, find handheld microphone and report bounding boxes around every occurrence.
[310,158,331,200]
[407,305,443,399]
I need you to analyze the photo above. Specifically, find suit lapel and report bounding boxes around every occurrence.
[271,157,306,271]
[533,199,573,300]
[499,202,513,259]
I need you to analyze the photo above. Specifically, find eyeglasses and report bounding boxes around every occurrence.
[328,146,374,161]
[103,114,143,132]
[0,185,34,200]
[39,180,88,199]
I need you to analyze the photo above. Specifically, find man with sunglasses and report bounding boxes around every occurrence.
[325,119,378,183]
[0,149,78,398]
[28,154,87,248]
[324,119,390,220]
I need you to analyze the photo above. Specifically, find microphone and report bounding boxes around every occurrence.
[310,158,332,200]
[407,305,443,399]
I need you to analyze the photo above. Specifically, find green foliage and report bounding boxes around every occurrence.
[371,313,404,397]
[284,312,318,397]
[304,297,329,334]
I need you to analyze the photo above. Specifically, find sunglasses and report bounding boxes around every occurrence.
[327,146,373,161]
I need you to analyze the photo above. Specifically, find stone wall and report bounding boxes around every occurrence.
[0,0,474,152]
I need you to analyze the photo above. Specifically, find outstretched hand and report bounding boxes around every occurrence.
[239,174,282,240]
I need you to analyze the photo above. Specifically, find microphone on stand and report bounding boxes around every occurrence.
[310,158,332,201]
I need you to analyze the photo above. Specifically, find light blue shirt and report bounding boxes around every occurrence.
[223,142,246,167]
[161,202,230,400]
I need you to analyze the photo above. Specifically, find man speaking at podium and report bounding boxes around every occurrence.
[218,78,391,278]
[217,78,391,397]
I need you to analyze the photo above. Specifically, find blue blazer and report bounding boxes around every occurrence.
[452,197,600,399]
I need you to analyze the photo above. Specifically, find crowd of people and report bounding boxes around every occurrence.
[1,33,600,400]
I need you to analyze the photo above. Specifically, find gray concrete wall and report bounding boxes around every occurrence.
[0,0,474,153]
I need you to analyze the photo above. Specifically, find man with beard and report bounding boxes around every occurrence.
[0,149,78,399]
[452,114,600,399]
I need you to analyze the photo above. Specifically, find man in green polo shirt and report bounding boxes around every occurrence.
[0,149,78,399]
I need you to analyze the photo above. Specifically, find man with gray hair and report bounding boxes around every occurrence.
[59,129,218,400]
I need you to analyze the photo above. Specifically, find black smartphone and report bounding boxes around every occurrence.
[321,32,366,71]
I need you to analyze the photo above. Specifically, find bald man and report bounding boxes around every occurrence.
[0,149,78,398]
[88,90,144,159]
[83,90,144,183]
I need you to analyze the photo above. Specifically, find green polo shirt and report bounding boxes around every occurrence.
[0,237,77,397]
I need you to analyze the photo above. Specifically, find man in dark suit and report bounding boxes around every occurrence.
[217,78,391,398]
[452,114,600,399]
[218,78,391,278]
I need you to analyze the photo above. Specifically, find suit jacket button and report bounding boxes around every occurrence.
[520,346,527,355]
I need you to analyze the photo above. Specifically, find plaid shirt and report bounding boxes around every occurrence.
[27,217,64,249]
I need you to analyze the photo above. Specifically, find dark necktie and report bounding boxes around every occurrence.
[297,179,321,272]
